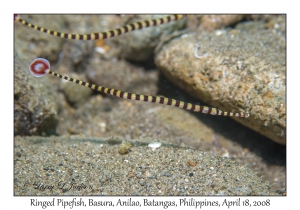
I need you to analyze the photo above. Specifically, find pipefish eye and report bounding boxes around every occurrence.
[29,58,50,77]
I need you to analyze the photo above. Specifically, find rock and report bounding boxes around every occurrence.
[60,72,93,107]
[59,40,95,74]
[198,15,245,32]
[111,14,186,61]
[86,53,158,94]
[155,18,286,144]
[14,53,59,136]
[14,14,65,63]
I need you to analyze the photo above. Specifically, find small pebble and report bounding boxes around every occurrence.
[187,160,197,167]
[148,141,162,151]
[118,142,132,155]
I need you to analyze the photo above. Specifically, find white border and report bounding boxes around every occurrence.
[3,0,296,209]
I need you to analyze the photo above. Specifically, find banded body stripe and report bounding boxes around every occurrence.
[28,58,249,118]
[49,70,249,117]
[14,14,185,40]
